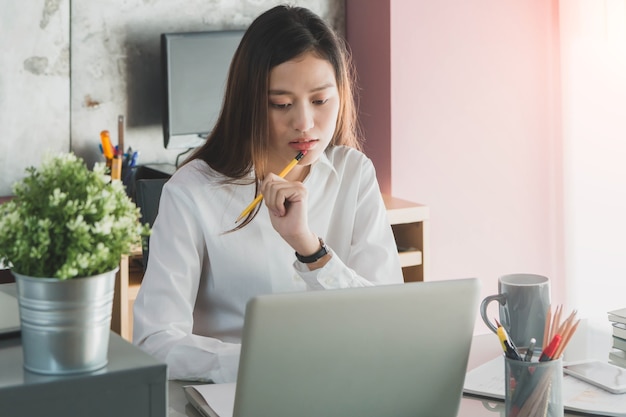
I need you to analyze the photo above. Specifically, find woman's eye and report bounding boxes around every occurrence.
[313,98,328,105]
[271,102,291,109]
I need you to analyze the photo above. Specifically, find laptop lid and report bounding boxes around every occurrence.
[233,278,481,417]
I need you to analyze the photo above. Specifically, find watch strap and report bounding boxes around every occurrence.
[295,237,329,263]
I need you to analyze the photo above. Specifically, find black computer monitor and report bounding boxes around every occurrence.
[160,30,244,150]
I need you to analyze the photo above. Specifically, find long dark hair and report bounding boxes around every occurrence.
[186,5,360,228]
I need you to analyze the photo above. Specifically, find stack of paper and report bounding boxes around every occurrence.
[609,349,626,368]
[184,383,235,417]
[608,308,626,352]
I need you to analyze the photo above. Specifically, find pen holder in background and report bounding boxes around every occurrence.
[505,357,563,417]
[122,165,138,198]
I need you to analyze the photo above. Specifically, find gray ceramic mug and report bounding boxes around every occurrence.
[480,273,550,350]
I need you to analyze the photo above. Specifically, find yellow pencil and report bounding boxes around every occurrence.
[235,151,307,223]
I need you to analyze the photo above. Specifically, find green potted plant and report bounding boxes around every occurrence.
[0,153,149,374]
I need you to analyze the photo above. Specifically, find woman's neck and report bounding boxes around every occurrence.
[283,164,310,182]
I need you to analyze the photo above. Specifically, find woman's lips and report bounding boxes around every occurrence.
[289,140,317,152]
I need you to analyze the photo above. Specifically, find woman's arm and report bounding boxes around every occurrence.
[294,152,404,288]
[132,180,240,383]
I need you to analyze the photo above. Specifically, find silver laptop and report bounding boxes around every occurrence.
[185,278,481,417]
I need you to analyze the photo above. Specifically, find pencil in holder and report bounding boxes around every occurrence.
[505,356,563,417]
[111,155,123,180]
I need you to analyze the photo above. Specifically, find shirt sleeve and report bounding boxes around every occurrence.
[293,155,404,289]
[132,181,240,383]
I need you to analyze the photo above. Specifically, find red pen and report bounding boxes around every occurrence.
[538,334,562,361]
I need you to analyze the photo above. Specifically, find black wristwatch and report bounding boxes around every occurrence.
[295,237,329,263]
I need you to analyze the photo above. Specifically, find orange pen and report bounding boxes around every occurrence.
[100,130,115,160]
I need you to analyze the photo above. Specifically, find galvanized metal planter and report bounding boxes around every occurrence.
[13,268,117,375]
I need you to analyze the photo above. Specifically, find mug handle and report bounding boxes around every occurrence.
[480,294,507,334]
[480,400,503,414]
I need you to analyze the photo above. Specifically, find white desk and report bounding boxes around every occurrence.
[166,317,620,417]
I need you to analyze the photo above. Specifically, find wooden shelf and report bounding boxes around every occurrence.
[382,194,429,282]
[111,246,143,342]
[383,194,429,225]
[398,250,422,268]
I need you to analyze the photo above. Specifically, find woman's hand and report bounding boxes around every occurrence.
[261,173,320,256]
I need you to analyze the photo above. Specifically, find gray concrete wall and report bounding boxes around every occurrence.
[0,0,70,196]
[0,0,344,195]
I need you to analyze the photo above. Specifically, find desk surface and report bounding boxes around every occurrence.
[166,317,619,417]
[0,331,167,417]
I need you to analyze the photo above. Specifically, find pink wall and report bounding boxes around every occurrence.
[347,0,565,333]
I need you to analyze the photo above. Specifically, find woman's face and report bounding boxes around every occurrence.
[266,51,340,178]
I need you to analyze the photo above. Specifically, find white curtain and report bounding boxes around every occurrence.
[560,0,626,316]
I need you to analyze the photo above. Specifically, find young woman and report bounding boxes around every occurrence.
[133,5,403,383]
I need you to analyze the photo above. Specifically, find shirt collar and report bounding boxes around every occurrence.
[306,147,339,184]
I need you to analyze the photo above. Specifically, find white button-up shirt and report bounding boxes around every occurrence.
[133,146,403,382]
